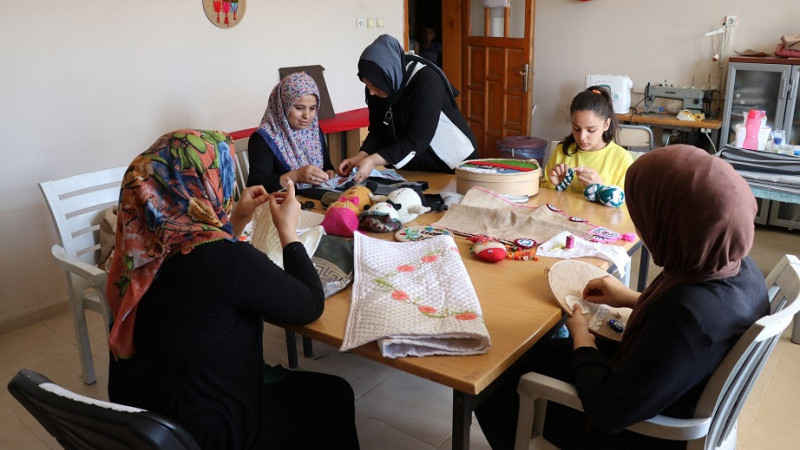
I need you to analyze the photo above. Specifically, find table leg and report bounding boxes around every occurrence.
[637,246,650,292]
[302,336,314,357]
[285,330,298,369]
[452,390,475,450]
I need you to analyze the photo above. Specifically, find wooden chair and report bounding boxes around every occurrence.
[230,137,313,368]
[8,369,200,450]
[514,254,800,450]
[40,166,127,384]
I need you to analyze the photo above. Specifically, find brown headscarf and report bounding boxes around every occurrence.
[619,145,757,354]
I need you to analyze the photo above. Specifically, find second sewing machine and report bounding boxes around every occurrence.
[644,82,714,117]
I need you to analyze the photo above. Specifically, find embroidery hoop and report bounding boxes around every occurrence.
[546,259,632,342]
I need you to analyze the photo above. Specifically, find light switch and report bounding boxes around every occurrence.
[376,17,384,28]
[367,17,376,29]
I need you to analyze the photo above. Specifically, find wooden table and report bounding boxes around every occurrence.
[616,112,722,130]
[287,172,642,449]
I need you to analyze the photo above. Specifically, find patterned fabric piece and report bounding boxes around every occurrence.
[536,231,630,278]
[341,234,490,358]
[259,72,324,174]
[433,187,628,244]
[106,129,236,358]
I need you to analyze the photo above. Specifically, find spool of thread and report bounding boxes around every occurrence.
[565,235,574,249]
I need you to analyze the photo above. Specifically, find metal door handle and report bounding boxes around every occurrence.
[519,63,529,92]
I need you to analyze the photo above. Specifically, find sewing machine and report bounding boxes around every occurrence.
[644,83,714,116]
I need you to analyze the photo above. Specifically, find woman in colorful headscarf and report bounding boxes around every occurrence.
[106,129,359,450]
[475,145,769,449]
[338,34,478,183]
[247,72,336,192]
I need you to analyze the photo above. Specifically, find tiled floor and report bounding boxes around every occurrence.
[1,226,799,449]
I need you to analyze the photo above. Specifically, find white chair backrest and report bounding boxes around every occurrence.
[616,124,654,150]
[39,166,127,266]
[694,254,800,449]
[232,136,250,197]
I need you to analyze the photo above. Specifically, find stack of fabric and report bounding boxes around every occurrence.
[775,33,800,57]
[719,145,800,198]
[341,233,490,358]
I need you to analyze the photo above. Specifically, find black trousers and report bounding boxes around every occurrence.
[261,369,360,450]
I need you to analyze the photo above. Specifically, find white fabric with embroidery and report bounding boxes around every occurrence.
[536,231,630,277]
[341,233,490,358]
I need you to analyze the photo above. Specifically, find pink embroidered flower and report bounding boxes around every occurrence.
[418,306,437,314]
[421,255,438,263]
[455,312,478,321]
[392,290,409,301]
[397,264,415,273]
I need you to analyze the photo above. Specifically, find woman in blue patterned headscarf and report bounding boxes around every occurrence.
[247,72,336,192]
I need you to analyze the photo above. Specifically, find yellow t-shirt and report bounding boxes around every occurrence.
[540,141,634,194]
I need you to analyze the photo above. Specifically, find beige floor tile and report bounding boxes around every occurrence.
[356,412,437,450]
[2,226,799,450]
[355,369,460,447]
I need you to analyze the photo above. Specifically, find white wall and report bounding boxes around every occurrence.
[531,0,800,144]
[3,0,799,330]
[0,0,402,330]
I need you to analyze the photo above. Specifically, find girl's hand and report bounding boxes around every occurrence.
[574,166,603,187]
[582,275,639,309]
[548,163,569,187]
[566,304,596,349]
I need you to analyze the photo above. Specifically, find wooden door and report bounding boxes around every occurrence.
[462,0,535,157]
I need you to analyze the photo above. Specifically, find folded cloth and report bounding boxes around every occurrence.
[536,231,631,278]
[341,233,490,358]
[781,33,800,50]
[433,187,634,244]
[775,43,800,58]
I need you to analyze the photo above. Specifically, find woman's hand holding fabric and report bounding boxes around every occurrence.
[289,165,330,186]
[337,152,368,177]
[269,180,301,247]
[566,304,596,350]
[231,185,270,237]
[582,275,639,309]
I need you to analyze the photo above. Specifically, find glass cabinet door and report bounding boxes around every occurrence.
[721,63,791,146]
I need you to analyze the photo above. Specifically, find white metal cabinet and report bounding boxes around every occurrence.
[720,57,800,147]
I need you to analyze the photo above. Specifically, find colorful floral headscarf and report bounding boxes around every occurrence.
[259,72,324,174]
[106,129,237,358]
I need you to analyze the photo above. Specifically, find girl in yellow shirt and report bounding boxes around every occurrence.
[541,86,633,194]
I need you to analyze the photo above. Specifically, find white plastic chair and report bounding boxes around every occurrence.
[617,124,655,160]
[39,166,127,384]
[514,254,800,450]
[231,135,250,199]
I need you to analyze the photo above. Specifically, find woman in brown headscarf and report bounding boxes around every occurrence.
[476,145,769,449]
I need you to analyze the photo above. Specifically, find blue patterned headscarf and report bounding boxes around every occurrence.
[259,72,324,175]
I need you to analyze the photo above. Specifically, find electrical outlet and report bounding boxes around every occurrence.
[724,15,738,27]
[356,18,365,30]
